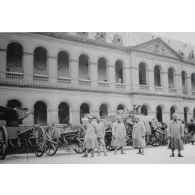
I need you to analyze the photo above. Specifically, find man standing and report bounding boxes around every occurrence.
[167,113,184,157]
[82,116,98,158]
[132,117,146,155]
[188,119,195,145]
[96,116,107,156]
[111,116,126,155]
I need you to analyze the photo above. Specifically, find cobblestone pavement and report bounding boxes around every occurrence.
[1,144,195,164]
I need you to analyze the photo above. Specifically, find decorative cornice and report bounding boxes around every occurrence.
[33,33,129,52]
[1,80,195,101]
[7,33,195,66]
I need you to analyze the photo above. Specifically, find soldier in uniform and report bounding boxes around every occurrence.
[96,116,107,156]
[167,113,184,157]
[132,117,146,155]
[188,119,195,145]
[82,116,98,158]
[111,116,126,155]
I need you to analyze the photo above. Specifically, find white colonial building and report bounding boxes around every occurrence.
[0,32,195,125]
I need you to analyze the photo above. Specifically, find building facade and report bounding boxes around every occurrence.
[0,32,195,125]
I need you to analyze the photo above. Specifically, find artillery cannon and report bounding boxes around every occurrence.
[0,106,47,160]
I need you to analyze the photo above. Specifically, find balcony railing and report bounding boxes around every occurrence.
[182,89,188,95]
[98,81,109,87]
[6,72,23,79]
[79,79,91,85]
[155,86,163,91]
[168,87,177,93]
[33,74,48,81]
[57,77,71,84]
[115,83,126,89]
[139,85,149,90]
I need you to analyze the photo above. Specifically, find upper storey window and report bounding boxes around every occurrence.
[33,47,47,75]
[191,73,195,91]
[168,67,175,88]
[6,42,23,73]
[181,71,187,90]
[79,54,89,80]
[98,57,107,82]
[115,60,124,83]
[58,51,69,78]
[154,65,161,87]
[139,62,147,85]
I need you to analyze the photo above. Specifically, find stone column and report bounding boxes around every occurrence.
[108,64,115,89]
[124,67,130,91]
[176,73,182,95]
[0,50,6,79]
[70,109,80,125]
[23,52,33,81]
[148,69,154,92]
[91,61,98,88]
[162,72,168,93]
[131,67,139,91]
[48,56,57,83]
[48,108,58,124]
[70,59,79,86]
[187,76,192,96]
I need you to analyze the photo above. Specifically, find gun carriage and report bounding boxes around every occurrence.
[0,106,49,160]
[103,106,167,150]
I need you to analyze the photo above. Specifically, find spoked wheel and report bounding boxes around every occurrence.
[0,126,8,160]
[45,127,59,156]
[105,142,115,151]
[74,138,84,154]
[150,133,162,147]
[34,126,46,157]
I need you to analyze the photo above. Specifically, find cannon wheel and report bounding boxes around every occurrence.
[0,126,8,160]
[74,138,84,154]
[34,126,46,157]
[150,133,163,147]
[45,127,59,156]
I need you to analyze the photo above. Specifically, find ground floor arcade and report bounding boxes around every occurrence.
[0,87,195,125]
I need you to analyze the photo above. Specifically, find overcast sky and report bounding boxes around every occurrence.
[155,32,195,45]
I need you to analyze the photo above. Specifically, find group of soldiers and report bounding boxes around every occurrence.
[81,114,148,158]
[81,112,195,158]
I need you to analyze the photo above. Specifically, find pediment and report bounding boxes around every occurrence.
[134,38,181,59]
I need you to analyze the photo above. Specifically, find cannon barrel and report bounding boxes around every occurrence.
[0,106,31,122]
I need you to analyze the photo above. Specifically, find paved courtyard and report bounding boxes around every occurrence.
[1,144,195,164]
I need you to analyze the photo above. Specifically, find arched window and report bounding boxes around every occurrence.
[80,103,90,121]
[6,99,22,125]
[156,106,162,122]
[33,47,47,75]
[191,73,195,91]
[98,58,107,82]
[194,108,195,120]
[58,102,69,124]
[170,106,175,120]
[168,68,175,88]
[6,42,23,73]
[57,51,69,78]
[115,60,124,83]
[79,54,89,80]
[99,104,108,117]
[34,101,47,124]
[139,62,147,85]
[141,105,148,115]
[184,107,188,123]
[181,71,187,91]
[154,65,161,87]
[117,104,125,111]
[7,99,22,108]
